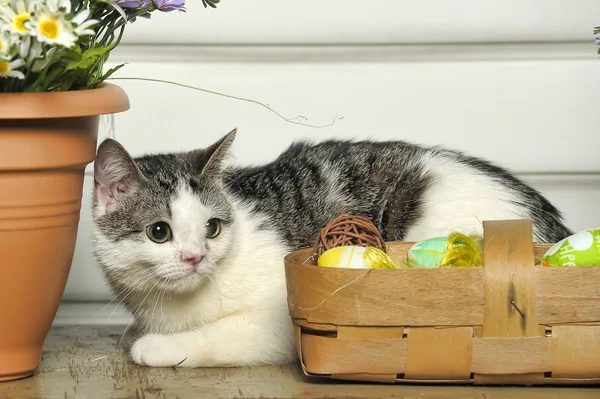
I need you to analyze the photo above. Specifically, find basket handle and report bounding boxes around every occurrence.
[480,219,544,338]
[476,219,547,384]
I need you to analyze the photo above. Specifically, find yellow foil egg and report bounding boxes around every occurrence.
[317,246,369,269]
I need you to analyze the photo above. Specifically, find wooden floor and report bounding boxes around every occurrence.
[2,326,599,399]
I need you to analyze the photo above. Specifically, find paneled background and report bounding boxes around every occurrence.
[55,1,600,324]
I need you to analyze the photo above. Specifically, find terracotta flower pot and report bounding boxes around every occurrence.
[0,83,129,382]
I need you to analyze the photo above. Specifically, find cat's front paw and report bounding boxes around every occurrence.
[130,334,191,367]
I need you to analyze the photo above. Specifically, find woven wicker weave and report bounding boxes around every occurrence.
[284,219,600,385]
[314,214,385,257]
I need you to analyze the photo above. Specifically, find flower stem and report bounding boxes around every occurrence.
[108,77,344,129]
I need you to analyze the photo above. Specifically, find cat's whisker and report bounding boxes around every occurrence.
[74,284,133,330]
[107,274,154,321]
[151,277,169,321]
[75,270,148,329]
[151,278,171,332]
[159,281,168,320]
[207,274,223,313]
[132,278,165,333]
[118,317,135,351]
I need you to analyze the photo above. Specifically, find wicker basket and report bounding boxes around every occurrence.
[284,219,600,385]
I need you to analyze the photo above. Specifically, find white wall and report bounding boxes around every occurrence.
[119,0,600,44]
[59,1,600,308]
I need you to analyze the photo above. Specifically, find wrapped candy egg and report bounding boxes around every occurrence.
[317,246,369,269]
[317,246,400,269]
[407,233,483,269]
[542,227,600,267]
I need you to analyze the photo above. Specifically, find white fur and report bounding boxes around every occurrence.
[404,154,527,241]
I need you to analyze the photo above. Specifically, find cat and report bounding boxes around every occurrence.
[91,128,572,368]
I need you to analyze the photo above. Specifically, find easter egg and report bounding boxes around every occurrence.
[542,228,600,267]
[407,233,483,269]
[407,237,448,268]
[317,246,369,269]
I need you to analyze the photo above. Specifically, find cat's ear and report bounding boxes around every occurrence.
[94,139,146,211]
[192,128,237,179]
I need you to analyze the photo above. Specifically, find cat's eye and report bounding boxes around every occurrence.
[147,221,172,244]
[206,218,221,239]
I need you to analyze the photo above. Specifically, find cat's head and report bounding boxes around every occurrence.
[91,129,237,296]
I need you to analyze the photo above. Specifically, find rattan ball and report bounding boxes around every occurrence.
[314,214,385,257]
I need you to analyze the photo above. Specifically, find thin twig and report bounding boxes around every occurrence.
[108,77,344,129]
[172,357,187,370]
[297,270,371,311]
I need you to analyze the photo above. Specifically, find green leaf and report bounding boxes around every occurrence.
[99,62,126,82]
[41,64,66,88]
[96,0,128,23]
[49,68,88,91]
[201,0,220,8]
[63,46,112,72]
[61,49,83,62]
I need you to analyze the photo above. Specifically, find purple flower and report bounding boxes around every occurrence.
[116,0,152,8]
[153,0,186,12]
[596,33,600,45]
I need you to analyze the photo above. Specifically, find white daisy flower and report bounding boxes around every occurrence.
[32,45,58,72]
[24,35,42,67]
[0,57,25,79]
[44,0,71,13]
[29,4,98,48]
[71,9,98,36]
[0,30,14,56]
[29,5,76,47]
[0,0,38,36]
[18,34,30,56]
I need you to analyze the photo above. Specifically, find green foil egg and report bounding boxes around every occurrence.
[542,228,600,267]
[407,237,449,269]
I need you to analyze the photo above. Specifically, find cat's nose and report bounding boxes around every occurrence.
[180,252,204,267]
